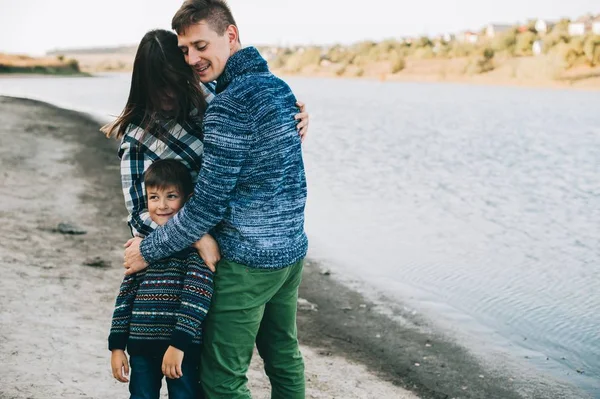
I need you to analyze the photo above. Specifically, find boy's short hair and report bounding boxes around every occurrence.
[172,0,238,39]
[144,159,194,197]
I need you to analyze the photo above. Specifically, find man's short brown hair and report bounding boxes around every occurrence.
[172,0,238,38]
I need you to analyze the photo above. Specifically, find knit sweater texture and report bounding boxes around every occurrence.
[140,47,308,269]
[108,251,213,358]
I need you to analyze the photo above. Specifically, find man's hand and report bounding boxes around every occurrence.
[111,350,130,383]
[123,237,149,275]
[193,234,221,272]
[295,101,309,143]
[162,346,184,379]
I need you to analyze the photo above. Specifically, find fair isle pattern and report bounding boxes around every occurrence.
[140,47,308,269]
[119,82,216,237]
[108,251,213,357]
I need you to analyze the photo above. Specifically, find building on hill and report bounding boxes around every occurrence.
[568,14,594,36]
[593,15,600,35]
[456,31,479,44]
[534,19,557,34]
[485,24,513,38]
[532,40,543,56]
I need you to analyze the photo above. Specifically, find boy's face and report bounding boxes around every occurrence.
[146,185,186,226]
[177,21,237,83]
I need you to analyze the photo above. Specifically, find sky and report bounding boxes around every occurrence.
[0,0,598,55]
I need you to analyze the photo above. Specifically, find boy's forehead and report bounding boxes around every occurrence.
[146,185,181,193]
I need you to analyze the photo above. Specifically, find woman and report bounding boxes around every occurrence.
[103,29,309,268]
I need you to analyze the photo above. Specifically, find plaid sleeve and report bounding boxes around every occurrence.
[201,81,217,103]
[118,134,158,237]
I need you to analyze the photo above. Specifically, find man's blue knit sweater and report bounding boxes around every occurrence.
[140,47,308,269]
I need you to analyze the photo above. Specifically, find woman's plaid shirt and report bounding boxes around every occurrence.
[118,82,215,237]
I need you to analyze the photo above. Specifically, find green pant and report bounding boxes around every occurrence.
[199,258,305,399]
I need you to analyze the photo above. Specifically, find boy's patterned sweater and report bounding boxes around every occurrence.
[108,251,213,358]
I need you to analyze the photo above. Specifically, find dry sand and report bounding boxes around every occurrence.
[0,96,418,399]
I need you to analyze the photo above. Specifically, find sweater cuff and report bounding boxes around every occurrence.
[108,333,128,351]
[139,237,156,264]
[169,329,194,353]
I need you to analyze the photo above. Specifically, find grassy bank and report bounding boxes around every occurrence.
[262,23,600,90]
[271,55,600,90]
[32,24,600,90]
[0,53,89,76]
[24,48,600,90]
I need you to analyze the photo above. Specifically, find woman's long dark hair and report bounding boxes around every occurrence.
[102,29,207,140]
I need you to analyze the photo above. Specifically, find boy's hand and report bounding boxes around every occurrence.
[111,350,130,383]
[162,346,184,379]
[193,234,221,272]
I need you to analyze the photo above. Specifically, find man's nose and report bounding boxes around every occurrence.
[188,48,201,66]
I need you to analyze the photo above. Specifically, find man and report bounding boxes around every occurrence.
[124,1,308,398]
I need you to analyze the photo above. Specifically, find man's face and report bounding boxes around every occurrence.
[178,21,234,83]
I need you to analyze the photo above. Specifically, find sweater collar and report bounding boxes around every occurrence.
[216,47,268,93]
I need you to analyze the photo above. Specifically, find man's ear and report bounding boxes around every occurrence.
[226,24,239,48]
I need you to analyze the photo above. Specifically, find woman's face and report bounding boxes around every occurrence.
[157,89,176,113]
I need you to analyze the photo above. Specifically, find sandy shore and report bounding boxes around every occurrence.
[0,96,589,399]
[0,96,417,399]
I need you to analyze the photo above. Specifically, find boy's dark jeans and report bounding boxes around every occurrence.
[129,355,199,399]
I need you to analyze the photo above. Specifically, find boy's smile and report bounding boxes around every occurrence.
[147,185,186,226]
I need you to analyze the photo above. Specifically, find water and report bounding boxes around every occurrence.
[1,74,599,393]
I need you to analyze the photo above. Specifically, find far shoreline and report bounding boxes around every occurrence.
[272,70,600,92]
[2,68,599,92]
[0,72,93,78]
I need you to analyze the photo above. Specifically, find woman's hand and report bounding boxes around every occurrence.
[111,350,130,383]
[295,101,309,143]
[193,234,221,272]
[123,237,149,275]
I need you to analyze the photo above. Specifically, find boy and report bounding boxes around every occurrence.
[109,159,213,399]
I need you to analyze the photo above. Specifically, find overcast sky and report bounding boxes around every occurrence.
[0,0,597,55]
